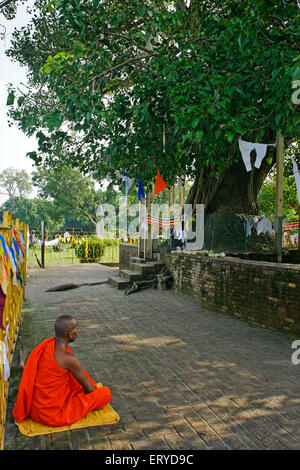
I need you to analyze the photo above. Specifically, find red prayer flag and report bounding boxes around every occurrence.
[154,169,167,196]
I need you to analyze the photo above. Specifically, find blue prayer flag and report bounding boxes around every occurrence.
[0,234,8,259]
[137,177,145,201]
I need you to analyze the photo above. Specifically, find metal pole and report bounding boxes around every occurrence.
[138,201,141,258]
[275,133,284,263]
[145,190,153,259]
[41,221,45,268]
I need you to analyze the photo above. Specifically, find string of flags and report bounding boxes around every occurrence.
[31,234,60,246]
[144,215,181,228]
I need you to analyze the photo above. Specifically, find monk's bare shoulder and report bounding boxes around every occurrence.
[54,349,80,371]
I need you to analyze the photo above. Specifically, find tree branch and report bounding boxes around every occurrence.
[104,31,160,57]
[89,55,153,81]
[0,0,17,8]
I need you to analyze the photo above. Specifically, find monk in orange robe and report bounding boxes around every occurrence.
[13,315,111,427]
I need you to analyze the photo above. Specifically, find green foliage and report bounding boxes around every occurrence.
[0,167,32,202]
[258,179,298,219]
[0,196,64,231]
[0,0,22,21]
[5,0,299,192]
[258,141,300,218]
[75,237,104,262]
[32,165,101,226]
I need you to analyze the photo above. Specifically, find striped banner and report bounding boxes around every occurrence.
[144,214,181,228]
[283,221,299,230]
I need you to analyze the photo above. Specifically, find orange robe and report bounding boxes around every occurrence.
[13,337,111,427]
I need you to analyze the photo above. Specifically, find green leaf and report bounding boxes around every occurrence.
[226,132,235,143]
[272,68,280,79]
[191,117,200,128]
[17,96,25,106]
[6,92,15,106]
[292,67,300,80]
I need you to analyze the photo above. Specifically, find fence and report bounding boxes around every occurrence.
[200,213,299,253]
[150,213,299,261]
[0,211,28,450]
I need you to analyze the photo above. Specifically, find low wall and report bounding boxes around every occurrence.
[162,252,300,336]
[119,243,138,269]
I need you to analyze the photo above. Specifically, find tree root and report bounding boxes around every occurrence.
[46,280,108,292]
[124,266,173,295]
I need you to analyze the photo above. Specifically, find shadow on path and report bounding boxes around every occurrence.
[4,264,300,450]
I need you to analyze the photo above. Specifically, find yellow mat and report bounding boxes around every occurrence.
[15,384,120,437]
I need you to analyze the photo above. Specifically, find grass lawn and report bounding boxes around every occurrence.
[28,244,119,266]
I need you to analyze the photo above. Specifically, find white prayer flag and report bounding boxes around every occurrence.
[239,139,275,172]
[291,157,300,205]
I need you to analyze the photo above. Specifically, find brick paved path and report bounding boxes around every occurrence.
[4,264,300,450]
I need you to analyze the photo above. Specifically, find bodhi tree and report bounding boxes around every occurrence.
[0,167,32,211]
[5,0,300,221]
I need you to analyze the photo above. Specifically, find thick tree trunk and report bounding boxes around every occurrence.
[185,152,277,253]
[187,154,274,215]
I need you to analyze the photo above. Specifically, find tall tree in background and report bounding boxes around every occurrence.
[0,196,64,231]
[5,0,300,216]
[258,141,300,218]
[32,165,102,227]
[0,167,32,211]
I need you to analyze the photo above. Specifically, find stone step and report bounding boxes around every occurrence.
[130,257,150,264]
[119,269,143,282]
[129,261,164,276]
[108,276,131,290]
[129,262,156,276]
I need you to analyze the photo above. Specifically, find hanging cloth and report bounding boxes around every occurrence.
[154,169,167,196]
[7,246,17,274]
[256,216,274,236]
[238,139,273,172]
[137,177,145,201]
[245,217,254,237]
[0,242,8,278]
[0,234,8,260]
[3,324,10,381]
[0,262,8,296]
[117,171,134,207]
[19,231,25,250]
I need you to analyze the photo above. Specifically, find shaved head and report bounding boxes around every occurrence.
[54,315,78,339]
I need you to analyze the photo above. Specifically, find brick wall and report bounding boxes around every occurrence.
[119,243,138,269]
[162,252,300,336]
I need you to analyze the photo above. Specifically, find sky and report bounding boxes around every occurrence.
[0,0,37,204]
